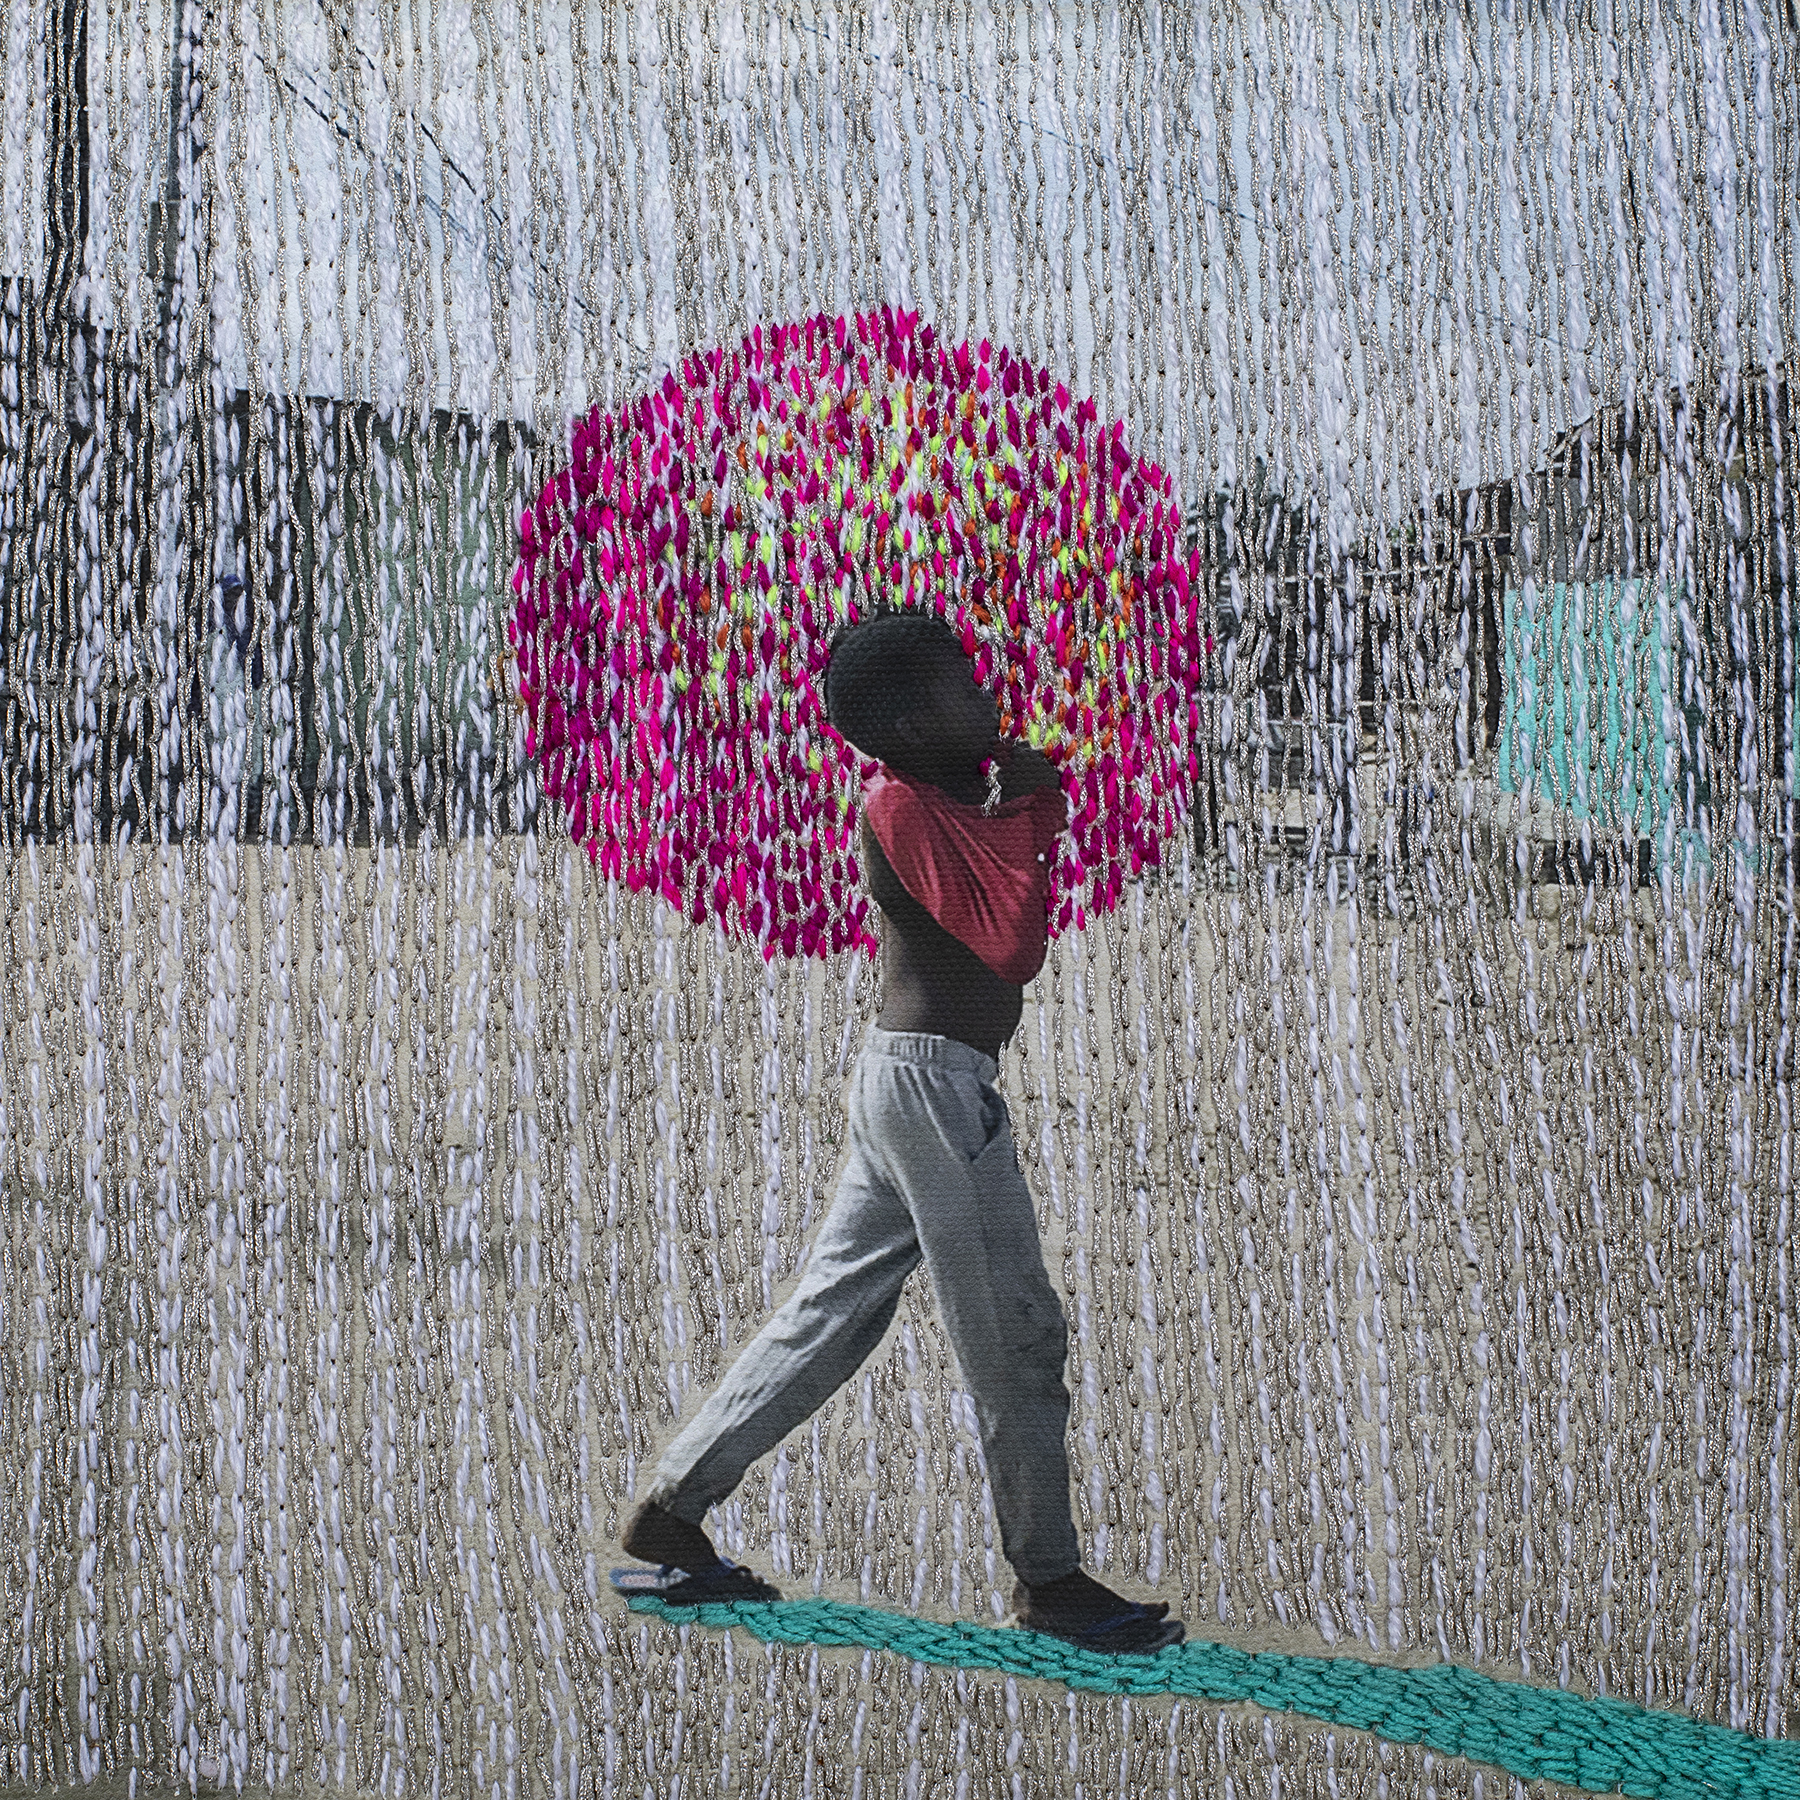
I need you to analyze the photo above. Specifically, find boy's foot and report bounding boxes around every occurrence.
[1013,1569,1185,1656]
[615,1500,783,1604]
[621,1499,720,1572]
[609,1560,783,1605]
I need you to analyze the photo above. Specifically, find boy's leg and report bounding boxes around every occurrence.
[860,1036,1082,1588]
[644,1059,922,1528]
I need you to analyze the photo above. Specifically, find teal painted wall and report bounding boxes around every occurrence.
[1495,577,1727,878]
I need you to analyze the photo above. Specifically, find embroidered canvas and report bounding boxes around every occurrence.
[0,2,1797,1797]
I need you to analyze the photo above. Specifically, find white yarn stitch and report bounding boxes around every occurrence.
[1744,2,1783,378]
[1699,0,1755,1732]
[901,1325,926,1611]
[154,837,197,1782]
[1343,15,1380,527]
[372,840,405,1796]
[870,0,911,313]
[1067,922,1108,1579]
[756,949,784,1324]
[116,851,149,1796]
[1650,25,1693,404]
[1038,2,1076,370]
[653,898,682,1421]
[1031,956,1065,1227]
[1650,11,1713,1717]
[1142,0,1177,478]
[1438,865,1486,1669]
[1294,2,1348,576]
[564,851,600,1800]
[263,835,294,1787]
[0,0,30,280]
[799,965,816,1239]
[78,0,110,327]
[251,387,294,1787]
[1742,4,1793,1732]
[1497,0,1547,1693]
[1346,889,1399,1655]
[914,19,955,332]
[975,8,1015,348]
[1098,1,1128,423]
[313,842,350,1790]
[1243,10,1283,487]
[445,839,481,1792]
[1498,1,1534,487]
[18,852,50,1782]
[489,0,537,420]
[1131,889,1166,1587]
[1551,1,1593,434]
[478,840,518,1800]
[719,0,763,330]
[541,4,586,411]
[770,29,806,331]
[512,828,578,1800]
[1188,0,1235,496]
[631,0,677,379]
[206,827,252,1785]
[1180,858,1231,1626]
[817,0,855,319]
[1599,1,1637,436]
[365,430,405,1796]
[680,12,720,353]
[72,296,108,1786]
[1315,864,1363,1649]
[1446,15,1479,496]
[708,919,731,1358]
[603,875,630,1502]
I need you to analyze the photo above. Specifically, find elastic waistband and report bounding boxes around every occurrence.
[861,1026,998,1086]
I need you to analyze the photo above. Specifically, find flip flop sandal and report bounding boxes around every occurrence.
[1021,1602,1185,1657]
[608,1559,783,1606]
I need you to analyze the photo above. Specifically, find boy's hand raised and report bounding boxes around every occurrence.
[993,739,1063,801]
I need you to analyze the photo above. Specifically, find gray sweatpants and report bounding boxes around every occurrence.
[646,1026,1082,1587]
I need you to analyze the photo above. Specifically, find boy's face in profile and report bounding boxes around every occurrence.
[890,648,1001,794]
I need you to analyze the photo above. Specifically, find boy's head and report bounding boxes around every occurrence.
[824,607,1000,792]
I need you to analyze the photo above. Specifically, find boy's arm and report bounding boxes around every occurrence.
[993,739,1063,802]
[860,813,913,914]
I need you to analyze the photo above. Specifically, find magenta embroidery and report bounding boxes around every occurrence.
[510,306,1207,960]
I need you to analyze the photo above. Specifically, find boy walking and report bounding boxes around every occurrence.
[616,609,1183,1655]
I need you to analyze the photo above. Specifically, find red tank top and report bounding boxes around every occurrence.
[859,766,1069,985]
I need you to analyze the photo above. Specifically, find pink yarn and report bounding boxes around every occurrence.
[510,306,1207,961]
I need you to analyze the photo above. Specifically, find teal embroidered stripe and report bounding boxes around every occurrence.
[622,1596,1800,1799]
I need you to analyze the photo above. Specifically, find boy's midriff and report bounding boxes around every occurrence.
[861,815,1026,1062]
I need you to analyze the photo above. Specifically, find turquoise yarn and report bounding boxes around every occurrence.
[622,1595,1800,1799]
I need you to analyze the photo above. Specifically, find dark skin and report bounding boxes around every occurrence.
[624,644,1175,1643]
